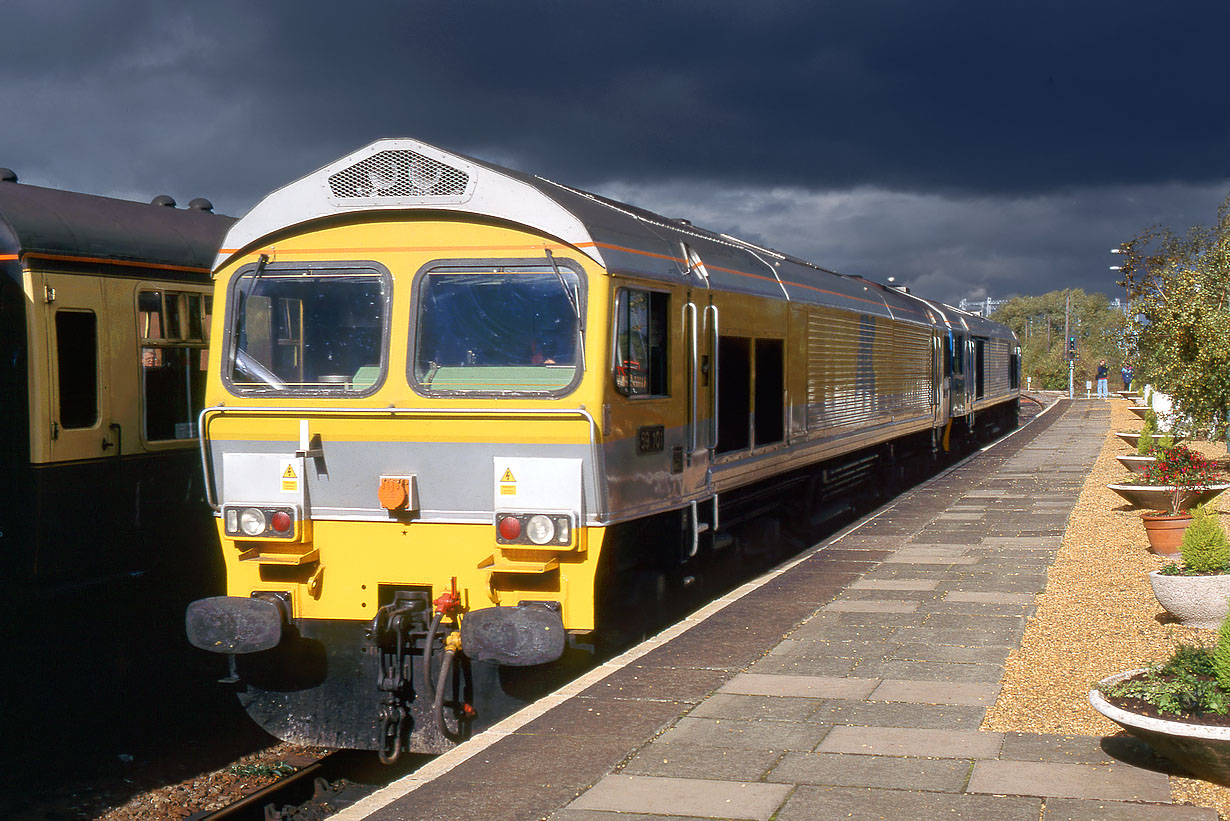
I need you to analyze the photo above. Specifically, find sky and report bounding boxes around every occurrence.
[3,0,1229,307]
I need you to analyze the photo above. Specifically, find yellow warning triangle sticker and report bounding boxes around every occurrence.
[500,468,516,483]
[283,464,297,479]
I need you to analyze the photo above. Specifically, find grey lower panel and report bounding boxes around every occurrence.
[210,439,596,518]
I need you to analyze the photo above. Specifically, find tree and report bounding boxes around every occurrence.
[1118,195,1230,441]
[991,289,1125,391]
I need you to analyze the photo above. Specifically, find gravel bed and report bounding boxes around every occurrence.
[983,398,1230,817]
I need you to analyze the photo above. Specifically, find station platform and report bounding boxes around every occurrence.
[337,399,1217,821]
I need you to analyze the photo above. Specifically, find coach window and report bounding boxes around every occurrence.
[139,290,210,441]
[614,289,668,397]
[55,310,99,428]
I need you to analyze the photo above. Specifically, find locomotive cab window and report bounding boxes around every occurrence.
[614,288,668,397]
[139,289,210,441]
[412,261,584,395]
[225,263,390,396]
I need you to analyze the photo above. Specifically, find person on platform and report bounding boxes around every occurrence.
[1121,363,1134,391]
[1096,360,1109,399]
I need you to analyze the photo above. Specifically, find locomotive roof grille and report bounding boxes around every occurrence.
[327,149,471,202]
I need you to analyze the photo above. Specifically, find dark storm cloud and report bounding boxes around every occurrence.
[2,1,1228,304]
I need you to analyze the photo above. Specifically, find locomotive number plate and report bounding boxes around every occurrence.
[637,425,665,455]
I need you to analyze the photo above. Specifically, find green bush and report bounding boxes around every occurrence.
[1180,504,1230,573]
[1215,610,1230,692]
[1105,643,1229,715]
[1137,416,1157,455]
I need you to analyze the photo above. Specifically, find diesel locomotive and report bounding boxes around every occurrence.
[186,139,1020,759]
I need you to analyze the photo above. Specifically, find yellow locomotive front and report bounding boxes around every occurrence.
[188,206,616,756]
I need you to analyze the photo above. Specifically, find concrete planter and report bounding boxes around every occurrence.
[1091,670,1230,785]
[1116,455,1157,476]
[1115,432,1185,449]
[1129,405,1152,420]
[1149,570,1230,628]
[1119,391,1142,401]
[1106,483,1230,511]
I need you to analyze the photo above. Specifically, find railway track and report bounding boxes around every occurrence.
[194,751,433,821]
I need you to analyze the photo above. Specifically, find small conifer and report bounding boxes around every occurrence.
[1180,504,1230,573]
[1137,416,1157,455]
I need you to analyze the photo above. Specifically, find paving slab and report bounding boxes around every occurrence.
[849,579,940,591]
[820,599,919,613]
[851,658,1005,683]
[967,759,1172,802]
[809,699,986,729]
[868,678,1001,706]
[773,785,1041,821]
[689,693,824,722]
[620,742,785,781]
[768,750,973,790]
[815,724,1003,758]
[945,591,1037,604]
[658,715,830,750]
[568,774,792,820]
[1040,797,1218,820]
[719,672,880,700]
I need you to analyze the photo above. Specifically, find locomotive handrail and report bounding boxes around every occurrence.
[705,304,719,449]
[197,404,606,516]
[686,302,698,453]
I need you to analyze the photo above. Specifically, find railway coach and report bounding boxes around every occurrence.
[186,139,1020,759]
[0,171,234,611]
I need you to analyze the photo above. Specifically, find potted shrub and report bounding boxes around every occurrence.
[1150,504,1230,625]
[1107,444,1228,522]
[1090,636,1230,785]
[1114,410,1185,449]
[1117,417,1161,475]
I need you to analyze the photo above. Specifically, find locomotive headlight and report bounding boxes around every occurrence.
[525,514,555,545]
[239,507,267,537]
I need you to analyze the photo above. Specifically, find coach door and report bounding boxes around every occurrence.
[30,272,114,463]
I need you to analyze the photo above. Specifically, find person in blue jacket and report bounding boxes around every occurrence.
[1096,360,1109,399]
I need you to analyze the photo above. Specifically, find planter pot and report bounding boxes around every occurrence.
[1091,670,1230,785]
[1106,483,1230,511]
[1141,512,1194,555]
[1115,432,1186,449]
[1149,570,1230,628]
[1119,391,1142,400]
[1116,455,1158,476]
[1129,405,1152,420]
